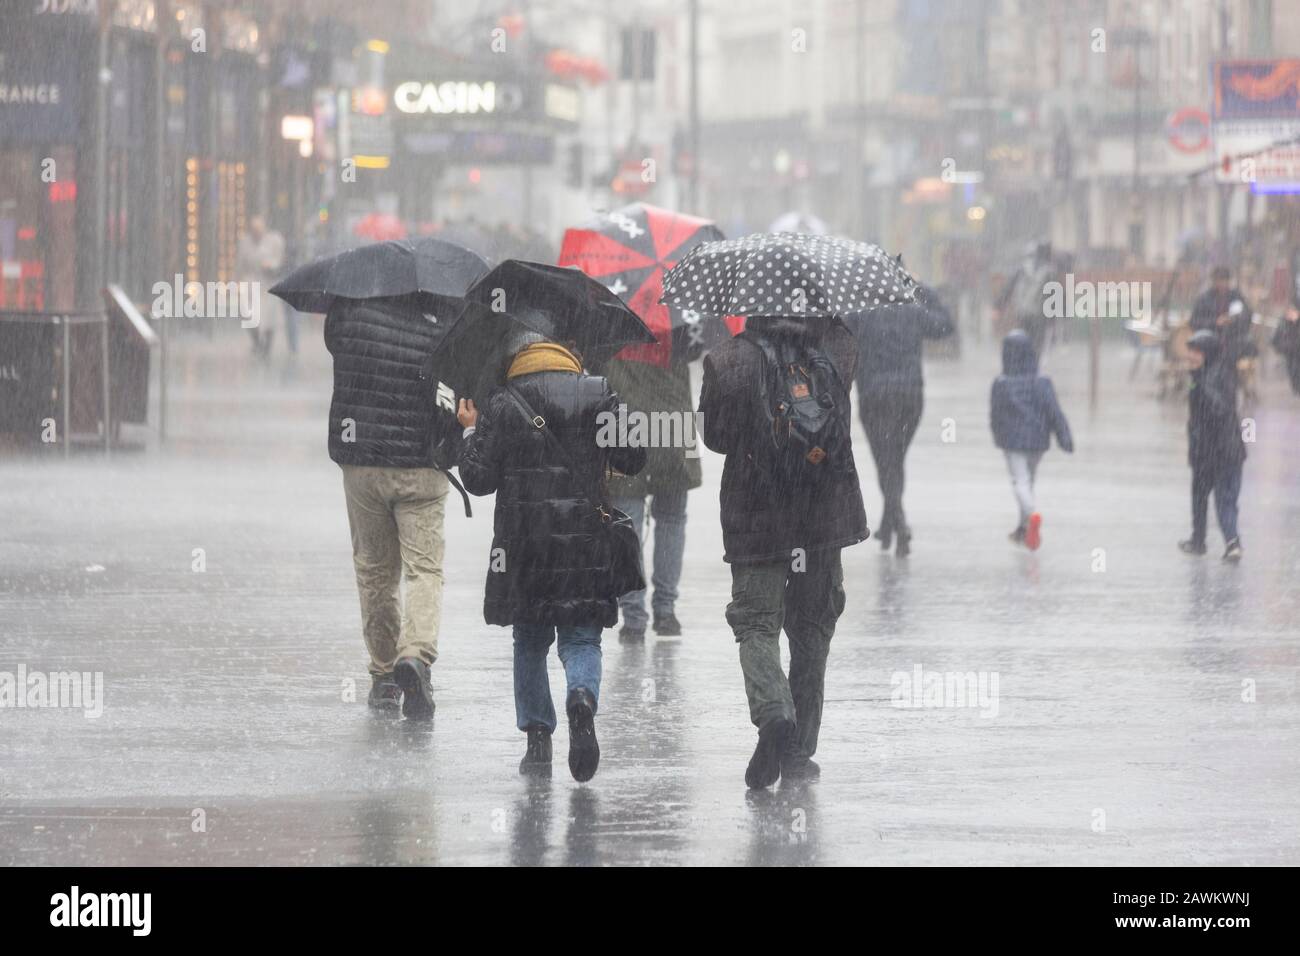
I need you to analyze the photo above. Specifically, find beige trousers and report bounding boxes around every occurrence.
[341,466,449,675]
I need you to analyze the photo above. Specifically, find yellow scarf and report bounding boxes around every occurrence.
[507,342,582,379]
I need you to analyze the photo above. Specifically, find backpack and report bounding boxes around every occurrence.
[740,330,853,487]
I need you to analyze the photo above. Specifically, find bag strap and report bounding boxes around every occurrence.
[504,383,610,522]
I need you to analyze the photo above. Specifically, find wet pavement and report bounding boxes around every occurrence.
[2,325,1299,865]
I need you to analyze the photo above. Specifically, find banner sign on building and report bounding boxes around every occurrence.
[1212,60,1300,185]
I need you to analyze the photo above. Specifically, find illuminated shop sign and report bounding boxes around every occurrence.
[393,80,524,115]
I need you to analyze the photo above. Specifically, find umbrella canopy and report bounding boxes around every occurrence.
[558,202,724,367]
[427,259,655,403]
[268,238,492,315]
[660,232,918,318]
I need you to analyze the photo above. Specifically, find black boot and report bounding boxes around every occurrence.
[652,612,682,636]
[745,718,794,790]
[394,657,435,721]
[367,673,401,714]
[618,624,645,643]
[519,725,553,776]
[566,688,600,782]
[894,528,912,558]
[780,736,821,781]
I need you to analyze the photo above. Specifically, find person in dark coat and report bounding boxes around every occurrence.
[325,294,466,721]
[1272,303,1300,396]
[699,315,866,789]
[456,330,646,781]
[1179,330,1245,562]
[1190,266,1254,367]
[990,330,1074,550]
[852,284,954,556]
[604,356,702,641]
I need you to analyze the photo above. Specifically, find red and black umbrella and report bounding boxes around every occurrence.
[558,202,726,366]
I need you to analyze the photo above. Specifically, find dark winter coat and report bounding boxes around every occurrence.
[851,284,955,399]
[324,297,459,468]
[990,330,1074,453]
[604,357,703,498]
[1190,287,1255,364]
[699,317,868,564]
[458,370,646,627]
[1273,316,1300,395]
[1188,337,1246,473]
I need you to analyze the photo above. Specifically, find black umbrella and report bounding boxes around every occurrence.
[426,259,655,403]
[660,232,918,317]
[268,237,492,314]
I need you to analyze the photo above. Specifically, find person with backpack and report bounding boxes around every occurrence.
[699,315,866,789]
[995,240,1058,354]
[1180,330,1246,562]
[324,294,473,721]
[456,330,646,781]
[990,329,1074,550]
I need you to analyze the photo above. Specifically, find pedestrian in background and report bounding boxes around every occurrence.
[235,215,285,360]
[990,329,1074,550]
[605,355,701,641]
[457,330,646,781]
[995,240,1058,354]
[1179,329,1245,562]
[1190,266,1255,367]
[1272,303,1300,396]
[852,283,954,556]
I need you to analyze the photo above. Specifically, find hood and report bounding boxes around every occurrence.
[1001,329,1039,375]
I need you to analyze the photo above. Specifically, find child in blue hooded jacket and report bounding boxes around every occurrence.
[990,330,1074,549]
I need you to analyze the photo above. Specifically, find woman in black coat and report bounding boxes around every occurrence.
[457,331,645,781]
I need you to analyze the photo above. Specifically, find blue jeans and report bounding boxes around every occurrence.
[512,624,602,733]
[1192,463,1242,545]
[612,490,687,629]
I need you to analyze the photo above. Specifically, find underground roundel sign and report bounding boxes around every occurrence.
[1167,107,1211,154]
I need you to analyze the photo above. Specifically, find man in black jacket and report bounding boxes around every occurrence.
[700,315,867,789]
[1190,266,1254,366]
[325,296,463,721]
[853,284,954,555]
[1179,329,1245,562]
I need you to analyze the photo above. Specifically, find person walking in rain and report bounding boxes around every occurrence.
[1190,266,1254,367]
[852,283,954,556]
[604,354,700,641]
[995,240,1058,354]
[1179,330,1245,562]
[990,329,1074,550]
[457,330,646,781]
[235,215,286,360]
[700,314,865,789]
[325,295,469,721]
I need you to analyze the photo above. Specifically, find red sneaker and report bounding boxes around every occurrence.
[1025,512,1043,551]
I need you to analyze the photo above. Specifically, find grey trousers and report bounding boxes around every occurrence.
[612,490,688,629]
[725,548,846,759]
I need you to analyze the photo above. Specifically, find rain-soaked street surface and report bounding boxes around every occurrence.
[2,326,1298,866]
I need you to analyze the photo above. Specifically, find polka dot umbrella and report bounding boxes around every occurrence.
[660,232,918,318]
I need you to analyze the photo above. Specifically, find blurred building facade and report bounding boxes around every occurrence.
[2,0,1298,315]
